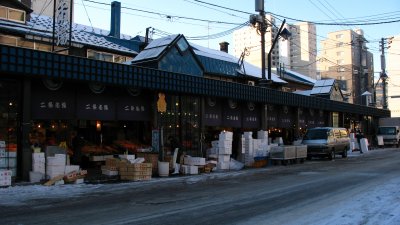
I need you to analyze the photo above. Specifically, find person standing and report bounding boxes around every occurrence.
[356,130,364,154]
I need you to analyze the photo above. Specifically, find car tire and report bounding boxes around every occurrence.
[328,149,335,160]
[342,147,348,158]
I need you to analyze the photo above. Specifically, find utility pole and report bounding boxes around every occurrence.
[380,38,388,109]
[254,0,267,86]
[357,35,364,105]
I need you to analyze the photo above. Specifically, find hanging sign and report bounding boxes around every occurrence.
[242,102,260,129]
[157,93,167,113]
[204,97,222,126]
[117,96,151,121]
[55,0,71,46]
[31,87,74,119]
[222,100,241,128]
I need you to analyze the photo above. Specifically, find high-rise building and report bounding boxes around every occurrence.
[289,22,317,79]
[387,34,400,117]
[233,15,317,79]
[318,29,374,104]
[233,14,278,69]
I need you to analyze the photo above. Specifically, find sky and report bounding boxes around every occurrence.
[72,0,400,78]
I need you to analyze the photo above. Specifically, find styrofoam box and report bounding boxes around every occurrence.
[119,155,135,160]
[0,179,12,186]
[0,149,5,157]
[217,161,230,170]
[218,154,230,162]
[0,170,12,177]
[7,152,17,157]
[257,131,268,140]
[65,165,80,174]
[184,156,206,166]
[182,165,198,175]
[32,165,45,174]
[33,153,45,159]
[211,140,219,148]
[218,140,232,148]
[29,171,44,183]
[219,131,233,140]
[74,178,84,184]
[47,157,65,166]
[0,141,5,147]
[102,169,119,176]
[218,147,232,155]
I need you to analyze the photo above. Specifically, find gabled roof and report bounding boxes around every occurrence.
[131,34,179,62]
[279,69,316,86]
[191,43,287,83]
[0,14,139,55]
[311,79,335,95]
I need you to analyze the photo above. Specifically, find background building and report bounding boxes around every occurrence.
[387,34,400,116]
[233,15,317,80]
[318,29,374,105]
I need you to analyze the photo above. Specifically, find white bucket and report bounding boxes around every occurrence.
[158,161,169,177]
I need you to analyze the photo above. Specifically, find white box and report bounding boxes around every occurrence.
[211,140,219,148]
[65,165,80,174]
[218,154,230,162]
[0,170,12,178]
[47,157,65,166]
[119,155,135,160]
[217,161,230,170]
[0,149,5,157]
[0,179,12,187]
[218,140,232,148]
[32,164,45,174]
[182,165,198,175]
[257,130,268,140]
[218,147,232,155]
[219,131,233,141]
[74,178,84,184]
[54,180,65,185]
[29,171,44,183]
[0,141,5,148]
[102,169,119,176]
[33,153,45,159]
[184,157,206,166]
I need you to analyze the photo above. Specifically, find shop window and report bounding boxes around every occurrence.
[8,8,25,22]
[0,6,25,23]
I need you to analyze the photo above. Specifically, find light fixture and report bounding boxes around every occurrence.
[96,121,102,131]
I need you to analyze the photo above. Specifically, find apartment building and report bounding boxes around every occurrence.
[318,29,374,104]
[233,14,279,69]
[233,15,317,79]
[387,34,400,116]
[288,22,317,79]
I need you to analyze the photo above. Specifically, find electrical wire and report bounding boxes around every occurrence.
[81,0,94,30]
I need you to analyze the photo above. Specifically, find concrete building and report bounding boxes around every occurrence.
[318,29,374,105]
[288,22,317,79]
[387,34,400,116]
[233,14,279,69]
[233,15,317,79]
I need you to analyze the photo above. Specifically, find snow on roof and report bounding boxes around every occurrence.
[132,34,178,62]
[283,69,316,85]
[0,14,138,55]
[191,43,287,83]
[293,90,312,96]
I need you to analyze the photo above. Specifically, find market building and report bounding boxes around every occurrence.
[0,0,390,182]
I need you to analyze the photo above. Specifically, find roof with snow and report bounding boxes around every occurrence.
[191,43,287,83]
[0,14,140,55]
[278,69,316,86]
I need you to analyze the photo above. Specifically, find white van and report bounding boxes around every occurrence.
[302,127,350,160]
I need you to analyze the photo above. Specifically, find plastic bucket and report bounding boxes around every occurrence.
[158,161,169,177]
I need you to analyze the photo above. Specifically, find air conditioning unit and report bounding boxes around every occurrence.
[247,81,255,86]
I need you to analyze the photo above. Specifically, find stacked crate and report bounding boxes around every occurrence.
[217,131,233,170]
[102,158,120,176]
[46,154,66,179]
[243,132,254,167]
[30,152,45,182]
[119,162,152,181]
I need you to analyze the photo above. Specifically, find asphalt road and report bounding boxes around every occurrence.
[1,148,400,225]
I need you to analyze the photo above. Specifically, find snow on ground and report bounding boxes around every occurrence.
[2,149,398,225]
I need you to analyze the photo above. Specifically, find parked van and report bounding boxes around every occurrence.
[302,127,350,160]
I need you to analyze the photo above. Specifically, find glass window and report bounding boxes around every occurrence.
[0,6,7,19]
[336,34,343,39]
[177,38,189,53]
[8,8,25,22]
